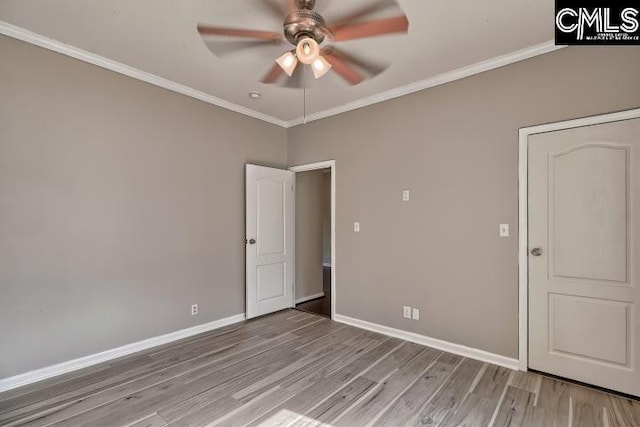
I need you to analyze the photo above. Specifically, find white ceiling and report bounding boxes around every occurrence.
[0,0,556,126]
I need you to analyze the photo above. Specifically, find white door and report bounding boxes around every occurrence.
[246,164,295,319]
[528,118,640,396]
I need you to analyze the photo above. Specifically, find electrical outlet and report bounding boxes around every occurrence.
[412,308,420,320]
[500,224,510,237]
[191,304,198,316]
[354,222,360,233]
[402,190,410,202]
[403,306,412,319]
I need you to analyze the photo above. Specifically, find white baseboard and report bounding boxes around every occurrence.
[334,314,519,371]
[0,313,246,393]
[295,292,325,305]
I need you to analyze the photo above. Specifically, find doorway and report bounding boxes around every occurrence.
[290,161,336,319]
[519,109,640,397]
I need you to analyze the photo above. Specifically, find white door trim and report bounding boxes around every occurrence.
[518,108,640,371]
[289,160,336,319]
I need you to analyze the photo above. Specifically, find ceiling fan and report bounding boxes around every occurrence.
[197,0,409,86]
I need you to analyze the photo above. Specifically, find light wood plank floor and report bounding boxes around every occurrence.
[1,310,638,426]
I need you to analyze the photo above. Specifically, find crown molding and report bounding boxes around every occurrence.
[0,21,289,128]
[286,40,566,127]
[1,20,563,130]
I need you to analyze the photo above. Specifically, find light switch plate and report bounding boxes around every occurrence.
[354,222,360,233]
[500,224,509,237]
[403,306,412,319]
[412,308,420,320]
[402,190,410,202]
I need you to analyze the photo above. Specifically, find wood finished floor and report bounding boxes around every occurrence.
[1,310,639,427]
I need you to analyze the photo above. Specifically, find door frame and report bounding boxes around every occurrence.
[289,160,336,319]
[518,108,640,371]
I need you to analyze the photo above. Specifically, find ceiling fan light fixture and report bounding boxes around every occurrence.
[276,51,298,76]
[296,37,320,65]
[312,56,332,79]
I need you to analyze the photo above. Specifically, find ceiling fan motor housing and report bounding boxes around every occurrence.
[283,9,330,45]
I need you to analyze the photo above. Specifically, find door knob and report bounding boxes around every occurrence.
[246,238,256,245]
[531,248,543,256]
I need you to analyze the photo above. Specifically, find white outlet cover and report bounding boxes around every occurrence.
[412,308,420,320]
[402,190,410,201]
[500,224,510,237]
[354,222,360,233]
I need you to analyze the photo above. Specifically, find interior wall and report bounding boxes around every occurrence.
[287,46,640,358]
[295,169,325,301]
[0,35,287,378]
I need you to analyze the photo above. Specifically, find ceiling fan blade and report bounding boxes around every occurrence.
[197,24,282,40]
[330,16,408,42]
[204,40,282,57]
[323,51,364,85]
[262,63,285,84]
[329,0,396,30]
[323,46,388,77]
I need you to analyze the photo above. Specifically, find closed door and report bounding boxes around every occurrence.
[246,164,294,319]
[528,118,640,396]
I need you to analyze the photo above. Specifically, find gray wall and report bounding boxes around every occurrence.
[287,46,640,358]
[295,169,325,300]
[0,36,287,377]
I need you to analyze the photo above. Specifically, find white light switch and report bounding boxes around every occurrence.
[354,222,360,233]
[403,306,412,319]
[500,224,510,237]
[412,308,420,320]
[402,190,410,202]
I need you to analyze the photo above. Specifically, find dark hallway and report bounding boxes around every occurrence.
[296,266,331,317]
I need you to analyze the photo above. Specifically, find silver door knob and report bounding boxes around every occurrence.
[531,248,543,256]
[246,238,256,245]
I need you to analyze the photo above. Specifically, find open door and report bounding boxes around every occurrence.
[246,164,295,319]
